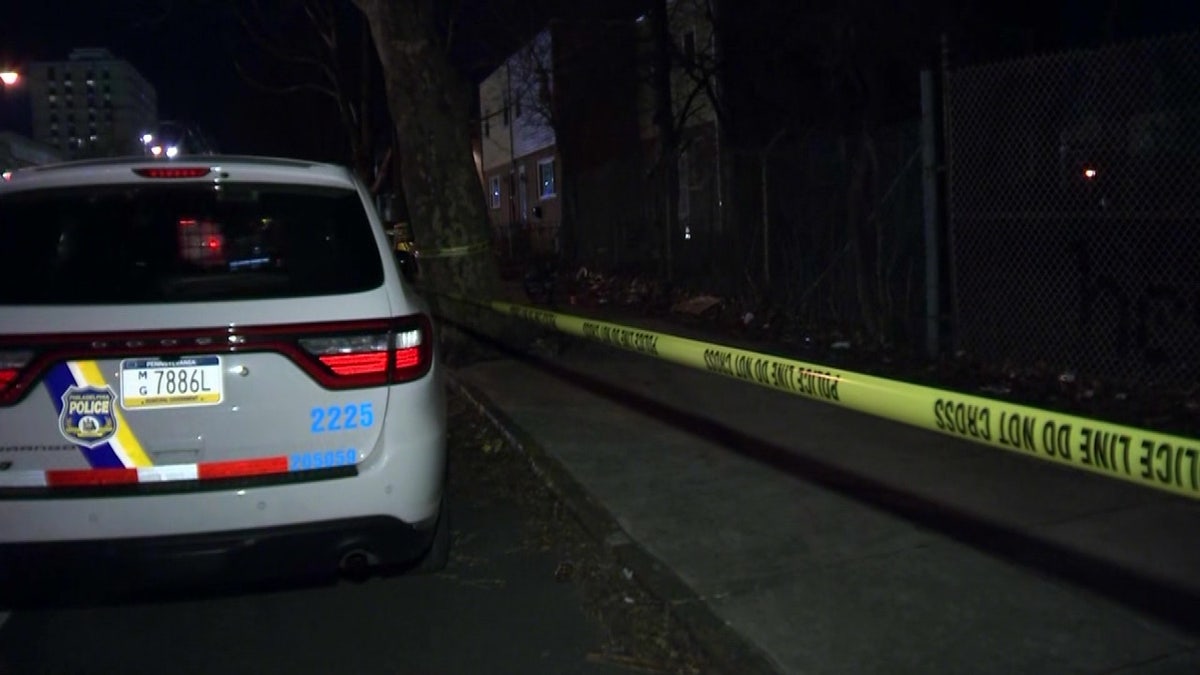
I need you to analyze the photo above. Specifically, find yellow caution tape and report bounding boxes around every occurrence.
[438,293,1200,500]
[415,241,491,259]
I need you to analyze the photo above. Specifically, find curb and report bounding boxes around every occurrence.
[447,371,782,675]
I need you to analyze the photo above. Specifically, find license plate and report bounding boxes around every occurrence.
[120,356,223,410]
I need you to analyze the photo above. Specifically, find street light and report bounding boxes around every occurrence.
[0,71,17,87]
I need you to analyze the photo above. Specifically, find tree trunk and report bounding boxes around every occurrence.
[649,0,680,281]
[352,0,503,356]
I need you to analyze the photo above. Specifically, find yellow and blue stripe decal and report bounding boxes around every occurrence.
[45,361,153,469]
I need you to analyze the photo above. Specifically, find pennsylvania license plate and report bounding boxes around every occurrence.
[120,356,223,410]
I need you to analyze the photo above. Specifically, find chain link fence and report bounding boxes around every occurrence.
[491,123,926,347]
[946,32,1200,387]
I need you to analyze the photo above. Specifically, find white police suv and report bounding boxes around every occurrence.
[0,157,447,591]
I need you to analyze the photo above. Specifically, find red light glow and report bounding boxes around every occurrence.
[134,167,212,179]
[319,352,389,376]
[394,347,421,369]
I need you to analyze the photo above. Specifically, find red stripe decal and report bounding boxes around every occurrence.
[47,468,139,486]
[197,457,289,480]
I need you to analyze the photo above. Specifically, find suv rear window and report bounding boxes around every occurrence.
[0,182,384,305]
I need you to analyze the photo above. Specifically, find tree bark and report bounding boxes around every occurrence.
[352,0,503,355]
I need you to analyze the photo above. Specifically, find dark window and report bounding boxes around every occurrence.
[683,31,696,62]
[46,67,55,80]
[0,183,384,304]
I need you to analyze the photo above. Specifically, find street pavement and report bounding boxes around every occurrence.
[0,404,635,675]
[450,324,1200,675]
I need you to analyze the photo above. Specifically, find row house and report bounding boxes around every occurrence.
[478,2,719,269]
[478,30,561,260]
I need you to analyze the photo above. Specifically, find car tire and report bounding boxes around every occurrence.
[412,502,450,574]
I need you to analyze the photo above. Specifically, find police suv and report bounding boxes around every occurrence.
[0,156,447,592]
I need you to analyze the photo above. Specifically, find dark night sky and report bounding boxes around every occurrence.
[1,1,1198,162]
[0,1,347,160]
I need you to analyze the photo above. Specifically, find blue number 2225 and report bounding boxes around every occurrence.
[310,402,375,433]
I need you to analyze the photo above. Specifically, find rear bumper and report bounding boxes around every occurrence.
[0,513,436,605]
[0,370,447,543]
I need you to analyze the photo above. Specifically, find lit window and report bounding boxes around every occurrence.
[48,94,56,103]
[537,159,556,199]
[489,176,501,209]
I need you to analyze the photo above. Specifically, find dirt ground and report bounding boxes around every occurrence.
[446,390,716,674]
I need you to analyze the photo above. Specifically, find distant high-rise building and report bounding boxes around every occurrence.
[27,48,157,159]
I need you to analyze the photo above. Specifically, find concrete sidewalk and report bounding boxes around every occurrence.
[450,337,1200,674]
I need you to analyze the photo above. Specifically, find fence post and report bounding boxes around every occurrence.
[920,68,940,360]
[762,129,787,289]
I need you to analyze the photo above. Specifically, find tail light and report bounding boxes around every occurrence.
[297,317,432,387]
[0,316,433,406]
[133,167,212,179]
[0,349,33,404]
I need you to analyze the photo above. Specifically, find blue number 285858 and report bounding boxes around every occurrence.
[310,402,375,433]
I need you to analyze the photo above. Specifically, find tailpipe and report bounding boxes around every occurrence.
[338,548,375,580]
